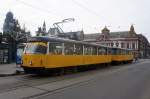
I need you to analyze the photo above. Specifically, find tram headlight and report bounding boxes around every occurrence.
[29,61,32,65]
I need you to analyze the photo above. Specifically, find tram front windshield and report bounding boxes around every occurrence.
[25,42,47,54]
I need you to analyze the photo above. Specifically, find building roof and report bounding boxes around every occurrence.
[137,34,149,43]
[84,33,99,40]
[110,31,131,38]
[84,31,137,40]
[84,25,138,40]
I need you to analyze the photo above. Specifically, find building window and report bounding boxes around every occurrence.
[127,43,129,49]
[116,42,119,47]
[121,43,124,48]
[102,35,104,38]
[111,43,114,47]
[132,43,135,49]
[107,43,109,46]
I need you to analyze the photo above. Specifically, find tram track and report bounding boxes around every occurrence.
[25,60,150,99]
[24,61,148,99]
[0,69,98,93]
[0,74,72,93]
[0,64,114,94]
[23,74,95,99]
[0,60,146,99]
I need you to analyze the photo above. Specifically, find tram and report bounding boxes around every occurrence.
[111,47,133,63]
[21,36,133,74]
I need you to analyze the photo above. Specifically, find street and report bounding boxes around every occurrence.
[0,59,150,99]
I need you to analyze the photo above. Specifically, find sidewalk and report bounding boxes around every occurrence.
[133,59,147,63]
[0,63,24,77]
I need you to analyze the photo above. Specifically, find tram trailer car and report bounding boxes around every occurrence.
[111,47,133,64]
[21,36,134,74]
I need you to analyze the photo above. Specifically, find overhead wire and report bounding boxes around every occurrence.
[15,0,64,18]
[71,0,106,21]
[14,0,73,32]
[70,0,111,31]
[7,0,64,34]
[13,0,109,33]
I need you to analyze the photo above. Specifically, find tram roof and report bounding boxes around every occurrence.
[28,36,109,48]
[28,36,132,51]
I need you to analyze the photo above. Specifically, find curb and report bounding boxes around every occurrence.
[0,72,17,77]
[0,70,24,77]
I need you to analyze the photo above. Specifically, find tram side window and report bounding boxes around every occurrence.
[119,49,122,55]
[122,50,125,55]
[117,49,121,55]
[123,50,125,55]
[129,51,132,55]
[64,43,74,55]
[127,50,129,55]
[98,47,106,55]
[107,48,112,55]
[120,49,124,55]
[74,44,83,55]
[123,50,126,55]
[121,49,124,55]
[49,42,63,55]
[92,46,97,55]
[123,50,128,55]
[84,46,93,55]
[114,49,119,55]
[111,48,115,55]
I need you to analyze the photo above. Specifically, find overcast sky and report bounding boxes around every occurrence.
[0,0,150,41]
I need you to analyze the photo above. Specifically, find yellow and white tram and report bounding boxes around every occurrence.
[21,36,133,74]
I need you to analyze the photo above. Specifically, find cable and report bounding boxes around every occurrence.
[70,0,112,31]
[15,0,63,18]
[71,0,104,20]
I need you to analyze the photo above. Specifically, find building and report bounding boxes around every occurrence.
[84,25,150,58]
[56,31,84,41]
[1,11,31,63]
[137,34,150,58]
[48,27,84,41]
[3,11,15,33]
[0,36,9,63]
[36,21,47,36]
[148,44,150,58]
